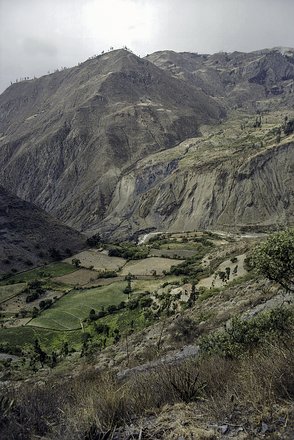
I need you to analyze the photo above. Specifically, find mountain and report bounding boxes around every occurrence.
[0,186,85,273]
[0,49,224,232]
[94,123,294,239]
[146,47,294,111]
[0,48,293,239]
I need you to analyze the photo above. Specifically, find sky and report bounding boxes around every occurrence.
[0,0,294,93]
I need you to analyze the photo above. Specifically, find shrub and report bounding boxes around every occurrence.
[169,317,199,343]
[96,270,117,279]
[200,306,294,358]
[283,118,294,135]
[108,242,148,260]
[87,233,101,247]
[250,229,294,291]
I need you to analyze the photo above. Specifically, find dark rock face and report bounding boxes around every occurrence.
[0,47,293,239]
[0,186,85,273]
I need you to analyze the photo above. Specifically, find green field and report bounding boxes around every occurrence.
[0,262,76,285]
[0,283,26,303]
[160,241,208,250]
[132,276,179,292]
[98,307,151,336]
[28,282,128,330]
[0,326,82,350]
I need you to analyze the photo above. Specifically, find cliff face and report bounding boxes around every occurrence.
[0,186,85,273]
[91,137,294,239]
[0,48,293,239]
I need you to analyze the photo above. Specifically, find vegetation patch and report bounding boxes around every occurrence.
[108,242,149,260]
[28,282,129,330]
[200,306,294,358]
[0,262,76,285]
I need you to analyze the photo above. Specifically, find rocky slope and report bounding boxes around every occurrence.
[0,48,293,238]
[0,49,223,232]
[0,186,85,273]
[89,118,294,239]
[146,47,294,111]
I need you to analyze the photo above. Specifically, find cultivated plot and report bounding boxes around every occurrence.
[0,283,26,303]
[64,250,126,271]
[28,282,128,330]
[54,269,98,286]
[120,257,184,276]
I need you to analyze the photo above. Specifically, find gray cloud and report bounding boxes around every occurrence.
[22,38,58,56]
[0,0,294,93]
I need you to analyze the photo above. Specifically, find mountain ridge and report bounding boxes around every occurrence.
[0,47,293,239]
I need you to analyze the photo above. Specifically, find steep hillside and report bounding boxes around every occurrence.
[89,111,294,239]
[0,48,293,239]
[0,186,85,273]
[146,47,294,111]
[0,49,224,231]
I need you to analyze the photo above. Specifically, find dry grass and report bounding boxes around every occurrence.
[1,329,293,439]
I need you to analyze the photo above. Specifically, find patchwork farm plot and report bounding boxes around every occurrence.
[64,250,126,271]
[54,268,99,286]
[0,283,26,303]
[28,282,128,330]
[0,230,254,353]
[120,257,184,276]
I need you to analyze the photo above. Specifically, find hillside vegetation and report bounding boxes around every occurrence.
[0,230,293,439]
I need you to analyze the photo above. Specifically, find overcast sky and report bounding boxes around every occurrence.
[0,0,294,93]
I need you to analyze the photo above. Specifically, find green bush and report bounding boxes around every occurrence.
[250,229,294,291]
[108,242,148,260]
[200,307,294,358]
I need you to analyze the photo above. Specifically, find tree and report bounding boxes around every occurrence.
[87,233,101,247]
[72,258,81,268]
[250,229,294,292]
[283,118,294,135]
[33,339,47,367]
[123,275,132,298]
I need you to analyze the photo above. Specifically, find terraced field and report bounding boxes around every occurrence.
[53,268,98,286]
[0,262,76,285]
[120,257,184,276]
[0,326,82,350]
[28,282,128,330]
[64,250,126,271]
[0,283,26,303]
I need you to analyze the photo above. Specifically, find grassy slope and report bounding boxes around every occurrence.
[0,283,26,303]
[0,262,76,285]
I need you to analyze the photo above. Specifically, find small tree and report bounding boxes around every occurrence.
[87,233,101,247]
[123,275,132,298]
[250,229,294,292]
[72,258,81,268]
[33,339,47,367]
